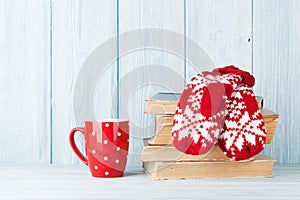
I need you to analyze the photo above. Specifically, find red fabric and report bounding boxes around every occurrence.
[172,65,266,160]
[212,65,255,87]
[218,84,266,161]
[172,66,253,155]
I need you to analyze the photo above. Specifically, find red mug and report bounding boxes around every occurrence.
[69,120,129,178]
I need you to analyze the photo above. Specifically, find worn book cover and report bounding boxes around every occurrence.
[143,154,275,180]
[147,109,278,145]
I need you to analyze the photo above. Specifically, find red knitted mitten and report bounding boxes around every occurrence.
[218,84,267,161]
[172,66,254,155]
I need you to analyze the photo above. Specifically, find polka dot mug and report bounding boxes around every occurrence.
[69,120,129,178]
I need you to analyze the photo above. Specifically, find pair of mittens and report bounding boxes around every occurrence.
[172,65,266,161]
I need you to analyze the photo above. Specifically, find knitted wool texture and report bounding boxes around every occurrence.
[218,84,266,161]
[172,65,265,160]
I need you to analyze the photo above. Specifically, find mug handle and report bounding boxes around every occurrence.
[69,127,88,165]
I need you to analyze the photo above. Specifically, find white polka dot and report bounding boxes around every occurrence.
[104,156,108,161]
[115,159,119,164]
[105,171,109,176]
[94,165,98,170]
[92,149,96,154]
[105,123,109,127]
[117,132,121,136]
[116,147,120,151]
[92,131,96,136]
[103,140,108,144]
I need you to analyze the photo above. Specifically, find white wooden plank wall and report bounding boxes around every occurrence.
[253,0,300,164]
[186,0,252,78]
[0,0,51,163]
[52,0,116,164]
[119,0,185,165]
[0,0,299,165]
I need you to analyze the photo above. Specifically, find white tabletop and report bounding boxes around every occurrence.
[0,165,300,199]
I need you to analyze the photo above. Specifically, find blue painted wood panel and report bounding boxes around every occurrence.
[0,0,50,163]
[253,0,300,164]
[186,0,252,77]
[51,0,117,164]
[0,0,299,164]
[118,0,185,165]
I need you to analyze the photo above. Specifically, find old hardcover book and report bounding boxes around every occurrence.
[143,154,275,180]
[144,92,181,114]
[261,109,279,144]
[141,145,230,162]
[147,114,173,145]
[147,132,173,145]
[148,109,278,146]
[145,92,264,114]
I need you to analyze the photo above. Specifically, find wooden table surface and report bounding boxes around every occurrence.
[1,165,300,199]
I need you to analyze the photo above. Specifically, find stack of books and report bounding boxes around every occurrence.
[141,92,279,180]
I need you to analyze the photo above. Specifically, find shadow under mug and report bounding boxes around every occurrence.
[69,120,129,178]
